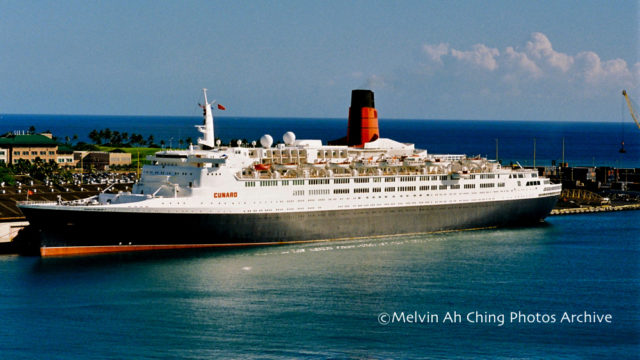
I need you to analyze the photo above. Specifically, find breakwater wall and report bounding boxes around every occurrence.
[550,204,640,216]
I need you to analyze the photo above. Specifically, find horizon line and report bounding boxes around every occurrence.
[0,113,629,124]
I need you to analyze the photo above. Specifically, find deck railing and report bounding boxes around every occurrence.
[16,200,57,205]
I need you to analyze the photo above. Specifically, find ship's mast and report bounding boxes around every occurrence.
[196,88,215,149]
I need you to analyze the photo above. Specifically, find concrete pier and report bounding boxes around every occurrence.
[0,221,29,243]
[550,204,640,216]
[0,220,30,254]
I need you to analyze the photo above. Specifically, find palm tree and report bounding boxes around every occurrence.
[103,128,112,144]
[130,133,143,146]
[89,129,101,144]
[111,131,122,145]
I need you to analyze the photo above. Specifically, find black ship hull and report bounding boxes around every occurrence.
[18,195,558,256]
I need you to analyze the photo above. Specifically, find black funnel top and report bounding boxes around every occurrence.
[351,90,375,109]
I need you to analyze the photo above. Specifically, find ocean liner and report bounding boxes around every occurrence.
[18,89,561,256]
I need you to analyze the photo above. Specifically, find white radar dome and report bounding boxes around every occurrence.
[260,134,273,148]
[283,131,296,146]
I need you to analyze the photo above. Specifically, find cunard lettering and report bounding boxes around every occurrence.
[214,192,238,198]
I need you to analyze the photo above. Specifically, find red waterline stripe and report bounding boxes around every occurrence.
[39,240,321,257]
[40,226,498,257]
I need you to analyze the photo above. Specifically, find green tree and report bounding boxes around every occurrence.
[103,128,112,144]
[0,166,15,185]
[11,159,31,175]
[130,133,143,146]
[89,129,101,144]
[98,129,105,143]
[74,142,99,151]
[111,130,122,146]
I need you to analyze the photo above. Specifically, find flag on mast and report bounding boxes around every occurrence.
[217,104,226,110]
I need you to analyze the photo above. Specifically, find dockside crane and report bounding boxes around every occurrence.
[622,90,640,129]
[620,89,640,153]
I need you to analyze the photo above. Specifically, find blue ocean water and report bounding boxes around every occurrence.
[1,114,639,168]
[0,211,638,359]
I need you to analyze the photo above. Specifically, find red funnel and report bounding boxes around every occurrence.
[347,90,379,147]
[329,90,379,147]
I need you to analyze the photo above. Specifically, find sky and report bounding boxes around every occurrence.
[1,0,638,122]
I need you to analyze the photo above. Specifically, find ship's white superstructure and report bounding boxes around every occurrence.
[99,140,559,215]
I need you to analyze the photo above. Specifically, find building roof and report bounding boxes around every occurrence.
[57,144,75,154]
[0,134,58,147]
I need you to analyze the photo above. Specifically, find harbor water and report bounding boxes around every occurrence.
[0,211,638,358]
